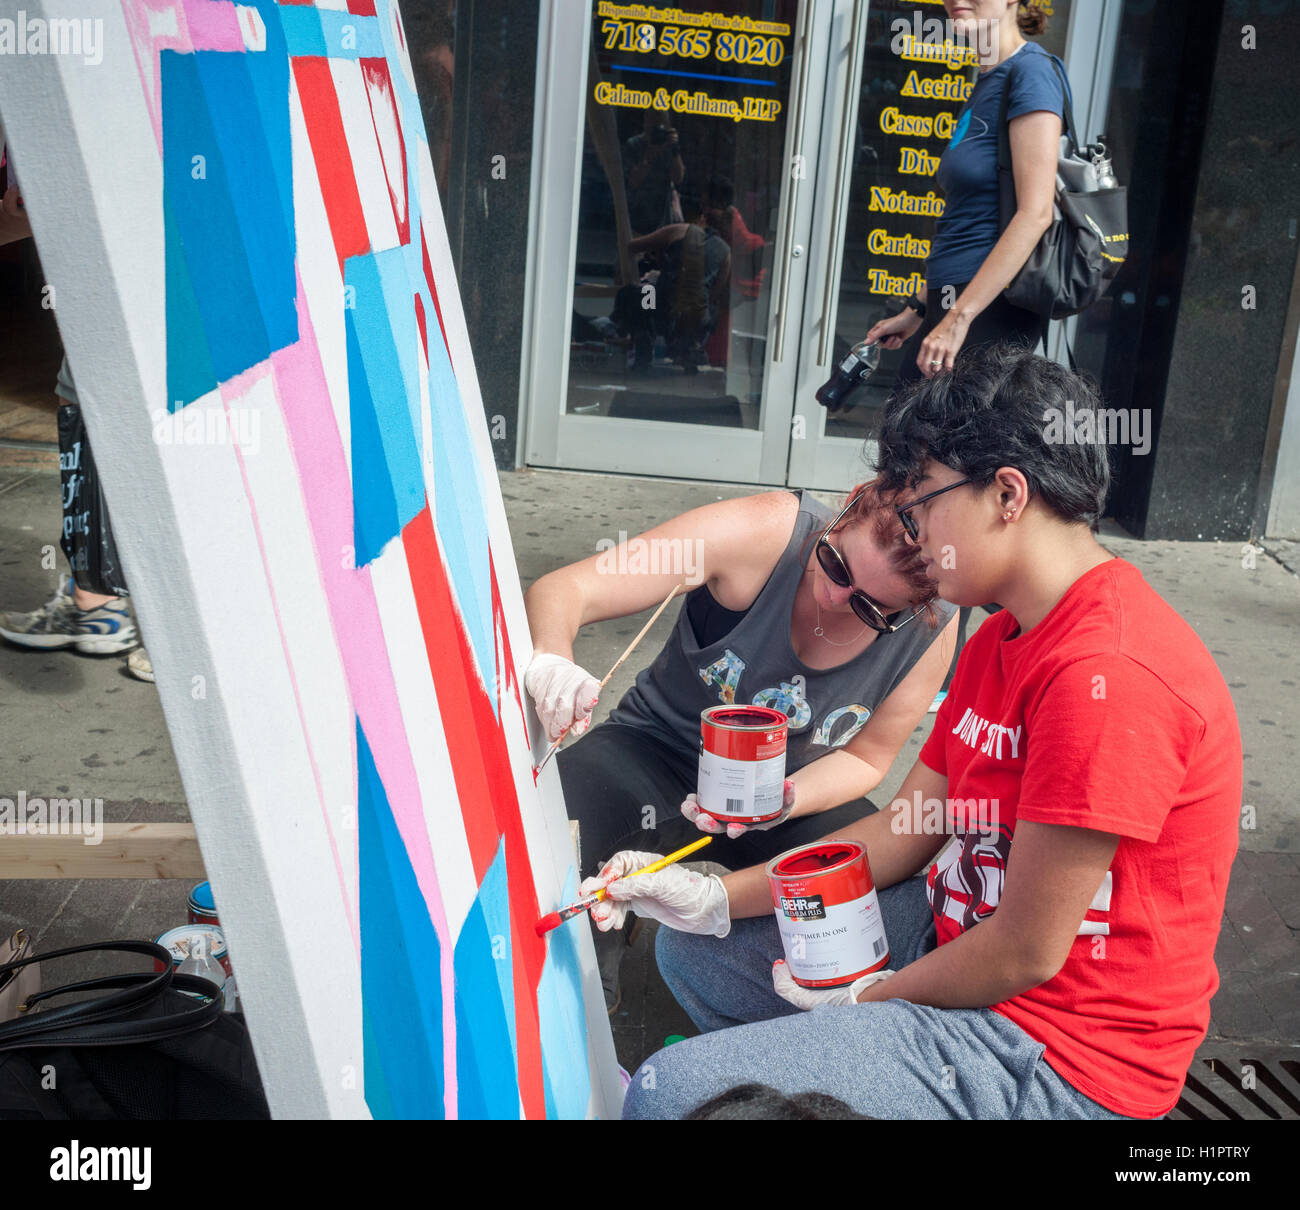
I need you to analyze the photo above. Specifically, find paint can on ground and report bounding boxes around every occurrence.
[697,705,788,823]
[155,925,233,980]
[187,880,219,927]
[766,840,889,988]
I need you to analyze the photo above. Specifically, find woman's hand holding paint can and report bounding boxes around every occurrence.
[579,850,731,938]
[682,778,796,839]
[771,960,895,1009]
[524,653,602,741]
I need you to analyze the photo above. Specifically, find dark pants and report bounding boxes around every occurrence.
[557,722,877,880]
[892,282,1044,391]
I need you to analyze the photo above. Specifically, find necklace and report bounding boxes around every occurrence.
[814,600,866,647]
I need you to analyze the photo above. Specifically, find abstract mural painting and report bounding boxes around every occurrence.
[2,0,621,1117]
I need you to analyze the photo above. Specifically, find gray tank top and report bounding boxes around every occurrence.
[608,491,958,771]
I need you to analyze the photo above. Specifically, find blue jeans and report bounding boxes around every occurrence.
[623,876,1130,1120]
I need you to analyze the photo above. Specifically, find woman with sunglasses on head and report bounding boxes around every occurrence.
[605,344,1242,1119]
[523,486,958,1009]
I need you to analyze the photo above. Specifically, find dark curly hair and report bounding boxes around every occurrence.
[1017,0,1049,37]
[874,342,1110,530]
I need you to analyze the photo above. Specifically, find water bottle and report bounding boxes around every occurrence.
[816,341,881,413]
[177,932,228,1002]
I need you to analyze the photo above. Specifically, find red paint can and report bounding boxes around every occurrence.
[766,839,890,988]
[697,705,788,823]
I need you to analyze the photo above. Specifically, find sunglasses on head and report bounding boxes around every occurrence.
[815,496,920,634]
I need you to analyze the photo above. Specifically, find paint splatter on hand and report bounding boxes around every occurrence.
[524,652,601,741]
[686,779,796,840]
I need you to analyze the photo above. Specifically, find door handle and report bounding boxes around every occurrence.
[817,0,868,366]
[772,0,817,364]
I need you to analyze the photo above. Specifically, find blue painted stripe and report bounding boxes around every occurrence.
[193,50,298,364]
[161,51,270,396]
[537,867,591,1119]
[280,5,385,59]
[358,718,446,1119]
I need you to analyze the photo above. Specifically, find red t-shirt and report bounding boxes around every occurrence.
[918,557,1241,1118]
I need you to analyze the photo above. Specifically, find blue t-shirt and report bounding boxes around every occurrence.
[926,42,1070,291]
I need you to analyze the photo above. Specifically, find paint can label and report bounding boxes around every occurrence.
[767,841,890,987]
[697,706,788,822]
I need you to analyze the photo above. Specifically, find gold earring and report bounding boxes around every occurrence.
[1003,511,1014,521]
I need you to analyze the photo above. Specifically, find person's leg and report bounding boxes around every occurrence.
[656,874,936,1032]
[622,997,1129,1120]
[634,876,1126,1120]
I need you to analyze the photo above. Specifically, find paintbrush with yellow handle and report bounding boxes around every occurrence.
[534,836,712,935]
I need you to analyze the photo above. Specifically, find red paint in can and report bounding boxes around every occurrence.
[697,705,788,823]
[766,839,890,988]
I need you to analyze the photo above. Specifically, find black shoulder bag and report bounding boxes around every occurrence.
[997,54,1129,350]
[0,940,269,1119]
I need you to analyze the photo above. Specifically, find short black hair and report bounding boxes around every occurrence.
[875,342,1110,528]
[705,175,734,207]
[685,1083,872,1120]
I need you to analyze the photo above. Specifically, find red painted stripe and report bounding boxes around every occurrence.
[347,0,377,14]
[414,293,428,365]
[419,222,454,375]
[401,505,548,1117]
[291,57,369,272]
[359,57,410,247]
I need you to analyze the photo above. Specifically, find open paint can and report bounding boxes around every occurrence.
[154,925,233,980]
[766,839,890,988]
[697,705,788,823]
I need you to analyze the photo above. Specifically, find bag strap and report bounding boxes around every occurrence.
[996,51,1079,175]
[0,940,179,1037]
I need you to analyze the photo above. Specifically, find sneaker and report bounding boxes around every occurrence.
[127,646,155,682]
[0,575,138,655]
[928,690,947,714]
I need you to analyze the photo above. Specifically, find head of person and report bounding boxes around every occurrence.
[704,175,734,211]
[940,0,1047,38]
[679,187,706,225]
[874,342,1110,609]
[807,480,945,631]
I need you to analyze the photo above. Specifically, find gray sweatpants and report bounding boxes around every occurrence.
[623,875,1131,1120]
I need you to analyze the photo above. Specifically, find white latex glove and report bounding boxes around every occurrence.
[524,652,601,742]
[771,959,895,1009]
[682,778,796,839]
[579,850,731,938]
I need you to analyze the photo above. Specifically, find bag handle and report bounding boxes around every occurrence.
[0,939,222,1049]
[0,973,225,1052]
[996,52,1079,175]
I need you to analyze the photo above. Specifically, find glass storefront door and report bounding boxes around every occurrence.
[527,0,826,483]
[526,0,1113,491]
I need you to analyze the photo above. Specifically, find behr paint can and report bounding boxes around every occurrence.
[697,705,788,823]
[766,840,890,988]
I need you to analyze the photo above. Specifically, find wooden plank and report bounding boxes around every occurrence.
[0,823,205,879]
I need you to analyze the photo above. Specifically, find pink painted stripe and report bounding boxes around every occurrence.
[182,0,244,50]
[270,272,458,1115]
[122,0,196,151]
[217,369,359,957]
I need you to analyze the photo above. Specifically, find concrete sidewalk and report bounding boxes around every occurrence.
[1,463,1297,1102]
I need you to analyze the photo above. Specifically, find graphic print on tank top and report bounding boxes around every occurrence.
[697,648,869,748]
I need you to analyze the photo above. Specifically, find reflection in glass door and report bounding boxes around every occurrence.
[528,0,826,483]
[789,0,1078,491]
